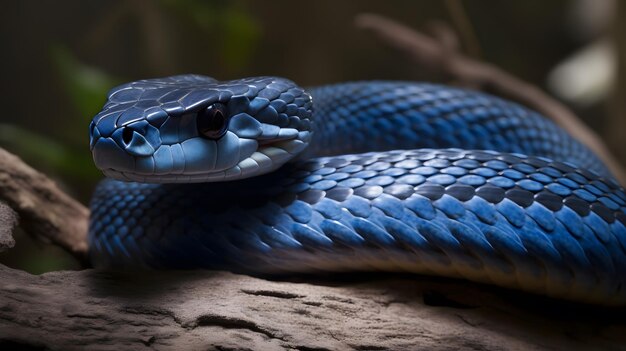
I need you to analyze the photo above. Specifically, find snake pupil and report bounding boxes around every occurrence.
[197,103,228,139]
[122,127,134,145]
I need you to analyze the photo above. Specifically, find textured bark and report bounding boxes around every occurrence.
[355,13,625,185]
[0,147,89,264]
[0,202,17,252]
[1,265,625,351]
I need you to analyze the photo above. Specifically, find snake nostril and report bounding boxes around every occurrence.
[122,127,134,145]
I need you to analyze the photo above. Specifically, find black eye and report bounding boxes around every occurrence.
[196,103,228,139]
[122,127,134,145]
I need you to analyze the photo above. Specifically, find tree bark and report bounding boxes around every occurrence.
[1,265,625,351]
[0,148,89,265]
[0,202,17,252]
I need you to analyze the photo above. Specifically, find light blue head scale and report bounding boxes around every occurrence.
[89,75,313,183]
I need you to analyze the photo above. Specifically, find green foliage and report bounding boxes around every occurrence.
[0,46,119,182]
[0,123,99,180]
[50,45,121,122]
[0,230,81,275]
[160,0,260,72]
[2,2,260,182]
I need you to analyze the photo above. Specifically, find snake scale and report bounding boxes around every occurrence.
[88,75,626,305]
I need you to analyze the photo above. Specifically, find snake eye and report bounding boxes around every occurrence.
[122,127,134,145]
[197,103,228,139]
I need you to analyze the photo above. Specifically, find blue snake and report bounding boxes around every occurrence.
[88,75,626,305]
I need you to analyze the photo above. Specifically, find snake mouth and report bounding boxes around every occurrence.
[98,131,310,183]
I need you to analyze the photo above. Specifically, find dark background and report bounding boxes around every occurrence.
[1,0,624,272]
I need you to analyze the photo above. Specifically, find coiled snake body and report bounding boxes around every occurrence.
[89,76,626,305]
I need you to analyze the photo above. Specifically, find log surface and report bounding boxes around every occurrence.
[1,265,625,351]
[0,148,88,264]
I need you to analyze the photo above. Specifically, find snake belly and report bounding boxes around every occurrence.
[88,77,626,305]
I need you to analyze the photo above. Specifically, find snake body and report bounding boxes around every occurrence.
[88,76,626,305]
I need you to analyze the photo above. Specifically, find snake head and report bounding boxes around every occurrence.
[89,75,313,183]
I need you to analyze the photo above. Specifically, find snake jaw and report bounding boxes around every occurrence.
[96,127,310,183]
[91,127,308,183]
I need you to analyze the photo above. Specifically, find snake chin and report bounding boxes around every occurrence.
[99,136,310,183]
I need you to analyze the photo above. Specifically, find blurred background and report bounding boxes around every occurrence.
[0,0,624,273]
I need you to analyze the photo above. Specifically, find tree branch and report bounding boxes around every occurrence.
[1,264,625,350]
[355,13,625,185]
[0,147,89,265]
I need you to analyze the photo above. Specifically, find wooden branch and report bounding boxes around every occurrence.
[609,2,626,170]
[0,147,89,265]
[1,264,624,350]
[355,13,626,185]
